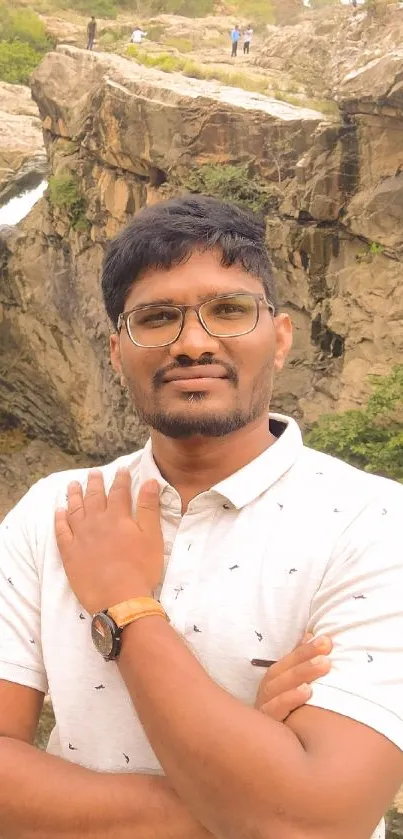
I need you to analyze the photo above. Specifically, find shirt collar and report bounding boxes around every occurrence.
[137,413,303,510]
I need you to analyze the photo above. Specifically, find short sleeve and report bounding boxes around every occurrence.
[306,487,403,751]
[0,484,48,693]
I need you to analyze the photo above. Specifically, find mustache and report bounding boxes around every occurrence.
[153,357,238,389]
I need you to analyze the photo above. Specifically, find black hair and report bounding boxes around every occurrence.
[101,194,278,328]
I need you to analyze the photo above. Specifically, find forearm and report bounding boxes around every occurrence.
[0,737,212,839]
[118,618,319,839]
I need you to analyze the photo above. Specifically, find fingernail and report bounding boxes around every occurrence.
[143,479,159,495]
[313,635,330,649]
[298,683,312,696]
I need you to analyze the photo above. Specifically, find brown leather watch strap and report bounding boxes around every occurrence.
[107,597,168,629]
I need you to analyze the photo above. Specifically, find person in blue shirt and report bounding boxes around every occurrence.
[230,25,240,57]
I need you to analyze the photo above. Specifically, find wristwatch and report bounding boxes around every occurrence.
[91,597,168,661]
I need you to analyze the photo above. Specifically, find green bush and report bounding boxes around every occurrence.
[0,40,42,84]
[148,0,214,16]
[48,174,89,232]
[231,0,276,25]
[182,164,279,214]
[305,366,403,482]
[55,0,117,17]
[0,4,51,50]
[146,24,166,41]
[127,46,186,72]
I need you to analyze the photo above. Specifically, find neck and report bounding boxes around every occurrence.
[150,413,276,511]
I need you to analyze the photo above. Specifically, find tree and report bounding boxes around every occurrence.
[305,366,403,482]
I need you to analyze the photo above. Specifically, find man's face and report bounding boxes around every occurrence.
[110,249,292,439]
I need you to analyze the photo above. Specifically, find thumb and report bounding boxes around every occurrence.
[136,480,161,532]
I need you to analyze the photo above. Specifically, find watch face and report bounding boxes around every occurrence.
[91,613,115,659]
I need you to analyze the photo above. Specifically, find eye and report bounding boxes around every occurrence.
[211,302,251,318]
[133,308,179,328]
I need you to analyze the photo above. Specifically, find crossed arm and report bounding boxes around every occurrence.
[0,638,329,839]
[0,629,401,839]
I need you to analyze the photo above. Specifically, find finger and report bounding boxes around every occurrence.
[265,635,332,682]
[136,480,161,533]
[55,508,73,556]
[107,467,133,516]
[84,470,107,514]
[301,632,314,644]
[66,481,85,523]
[261,656,331,703]
[260,684,312,722]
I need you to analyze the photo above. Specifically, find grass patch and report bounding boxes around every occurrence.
[146,24,166,41]
[48,173,89,232]
[272,89,339,116]
[127,46,269,94]
[181,163,281,214]
[164,35,193,52]
[54,0,117,17]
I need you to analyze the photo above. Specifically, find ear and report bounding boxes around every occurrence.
[273,313,292,372]
[110,333,123,380]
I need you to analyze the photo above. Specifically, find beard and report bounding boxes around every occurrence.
[123,364,273,440]
[134,400,263,439]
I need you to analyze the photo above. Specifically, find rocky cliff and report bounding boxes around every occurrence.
[0,37,402,465]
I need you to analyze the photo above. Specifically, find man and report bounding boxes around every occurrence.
[86,16,96,50]
[131,25,147,44]
[230,25,240,57]
[0,195,402,838]
[243,25,253,54]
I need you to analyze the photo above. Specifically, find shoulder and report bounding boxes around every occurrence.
[297,445,403,513]
[2,447,145,528]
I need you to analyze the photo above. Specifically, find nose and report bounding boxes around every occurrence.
[168,310,220,361]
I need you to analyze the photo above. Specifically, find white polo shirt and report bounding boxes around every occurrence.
[0,414,401,839]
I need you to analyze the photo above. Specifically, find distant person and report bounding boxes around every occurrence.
[230,25,240,57]
[131,26,147,44]
[86,16,96,50]
[243,25,253,55]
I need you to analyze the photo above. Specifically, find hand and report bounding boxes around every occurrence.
[55,469,163,615]
[255,633,332,721]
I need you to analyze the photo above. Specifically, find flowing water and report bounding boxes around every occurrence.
[0,180,47,226]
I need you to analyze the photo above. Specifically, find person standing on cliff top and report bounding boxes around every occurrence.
[0,194,401,839]
[230,24,240,56]
[243,25,253,54]
[86,16,96,50]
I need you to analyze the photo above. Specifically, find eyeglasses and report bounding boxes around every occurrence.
[117,292,275,349]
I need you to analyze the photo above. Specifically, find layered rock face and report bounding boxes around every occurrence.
[0,42,402,459]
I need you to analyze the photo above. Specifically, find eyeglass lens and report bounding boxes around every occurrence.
[127,294,259,347]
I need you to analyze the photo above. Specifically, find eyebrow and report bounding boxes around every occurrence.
[129,288,256,310]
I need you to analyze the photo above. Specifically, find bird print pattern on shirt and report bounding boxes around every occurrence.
[0,477,393,778]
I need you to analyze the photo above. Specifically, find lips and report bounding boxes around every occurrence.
[162,366,228,383]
